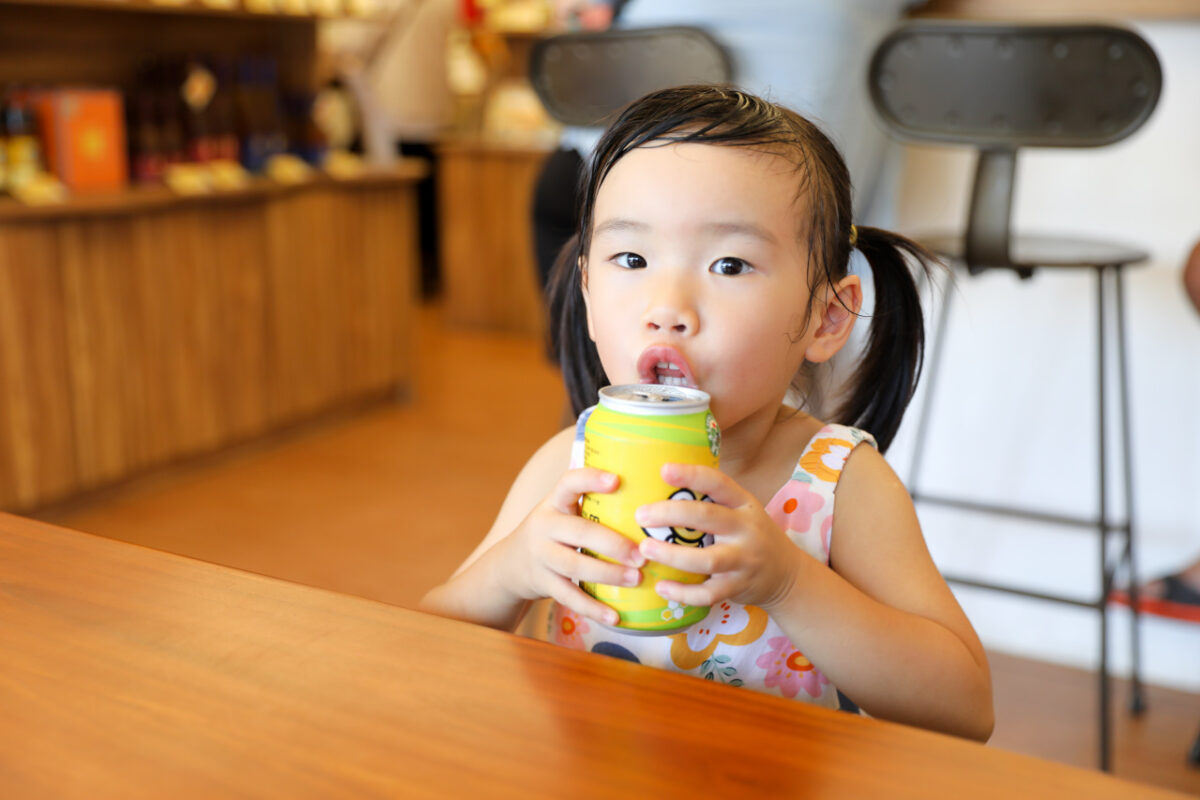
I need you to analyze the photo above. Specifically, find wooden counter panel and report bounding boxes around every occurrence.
[350,184,419,398]
[438,144,550,335]
[0,227,77,509]
[0,178,421,513]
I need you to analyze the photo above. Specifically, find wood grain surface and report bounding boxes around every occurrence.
[0,168,422,512]
[0,512,1190,799]
[437,141,550,336]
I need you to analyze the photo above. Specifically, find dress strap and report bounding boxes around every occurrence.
[791,424,877,487]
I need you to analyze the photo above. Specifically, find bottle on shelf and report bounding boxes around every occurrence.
[0,92,8,192]
[235,57,271,173]
[258,57,289,164]
[284,91,327,167]
[155,61,187,170]
[4,88,45,191]
[179,56,220,163]
[209,58,241,164]
[128,60,166,184]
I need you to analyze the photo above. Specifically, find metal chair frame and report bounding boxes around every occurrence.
[868,20,1163,771]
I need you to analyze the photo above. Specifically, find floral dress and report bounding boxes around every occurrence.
[550,414,876,709]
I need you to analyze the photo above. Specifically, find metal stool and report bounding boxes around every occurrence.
[868,21,1162,771]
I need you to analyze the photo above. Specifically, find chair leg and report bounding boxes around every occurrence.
[906,269,955,493]
[1113,266,1146,715]
[1096,266,1112,772]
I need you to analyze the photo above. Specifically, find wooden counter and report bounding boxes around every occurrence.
[436,137,552,336]
[0,512,1191,799]
[0,163,426,512]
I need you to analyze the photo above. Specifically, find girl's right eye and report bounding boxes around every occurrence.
[612,252,647,270]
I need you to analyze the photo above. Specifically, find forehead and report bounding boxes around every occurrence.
[593,142,808,234]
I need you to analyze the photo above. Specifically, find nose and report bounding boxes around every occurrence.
[641,279,699,335]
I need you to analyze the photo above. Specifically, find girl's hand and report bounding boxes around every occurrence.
[634,464,803,610]
[502,468,645,626]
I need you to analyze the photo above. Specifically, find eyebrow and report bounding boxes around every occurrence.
[592,218,778,244]
[706,221,778,244]
[592,218,648,238]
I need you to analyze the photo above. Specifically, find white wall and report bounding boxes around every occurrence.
[881,20,1200,692]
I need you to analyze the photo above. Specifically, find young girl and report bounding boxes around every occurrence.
[421,85,993,741]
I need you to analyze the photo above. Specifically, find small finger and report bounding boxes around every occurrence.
[660,463,748,507]
[545,544,642,589]
[555,516,645,568]
[548,468,618,515]
[545,576,620,627]
[639,539,732,575]
[656,575,734,608]
[635,498,737,539]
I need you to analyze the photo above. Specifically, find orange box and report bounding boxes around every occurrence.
[36,89,129,193]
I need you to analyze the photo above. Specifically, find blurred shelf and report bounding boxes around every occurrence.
[0,159,430,223]
[0,0,379,21]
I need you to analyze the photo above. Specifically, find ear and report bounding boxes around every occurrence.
[804,275,861,364]
[579,257,597,342]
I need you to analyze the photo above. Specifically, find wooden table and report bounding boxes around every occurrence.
[0,513,1188,799]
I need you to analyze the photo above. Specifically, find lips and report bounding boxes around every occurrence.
[636,346,697,388]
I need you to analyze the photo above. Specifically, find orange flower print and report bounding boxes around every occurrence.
[669,602,768,670]
[799,436,855,483]
[756,636,830,699]
[553,607,590,650]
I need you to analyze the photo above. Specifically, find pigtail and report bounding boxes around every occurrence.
[546,233,607,417]
[837,226,940,453]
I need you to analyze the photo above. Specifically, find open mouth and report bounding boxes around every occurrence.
[636,346,697,388]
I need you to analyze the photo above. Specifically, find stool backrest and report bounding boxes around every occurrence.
[529,26,732,127]
[867,22,1162,272]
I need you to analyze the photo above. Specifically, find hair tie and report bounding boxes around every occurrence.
[849,225,858,248]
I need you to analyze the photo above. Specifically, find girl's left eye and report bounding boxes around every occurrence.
[709,257,754,276]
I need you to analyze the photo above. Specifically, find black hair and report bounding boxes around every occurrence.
[546,85,938,453]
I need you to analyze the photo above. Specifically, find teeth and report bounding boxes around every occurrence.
[657,376,689,386]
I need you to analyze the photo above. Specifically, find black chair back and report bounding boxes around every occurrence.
[868,22,1162,273]
[529,26,732,127]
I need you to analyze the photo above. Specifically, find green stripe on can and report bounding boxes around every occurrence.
[615,604,709,630]
[587,413,711,447]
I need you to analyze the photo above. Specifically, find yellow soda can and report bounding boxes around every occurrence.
[580,384,721,634]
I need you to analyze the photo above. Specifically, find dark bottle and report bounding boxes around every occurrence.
[285,92,327,167]
[0,91,9,192]
[234,57,267,172]
[155,60,186,168]
[258,57,288,163]
[208,58,240,163]
[128,60,165,183]
[179,56,219,163]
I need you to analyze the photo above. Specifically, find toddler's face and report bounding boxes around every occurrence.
[582,142,819,432]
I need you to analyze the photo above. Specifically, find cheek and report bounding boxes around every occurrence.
[586,304,635,380]
[717,318,806,396]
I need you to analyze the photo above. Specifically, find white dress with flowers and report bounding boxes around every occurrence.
[549,416,876,709]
